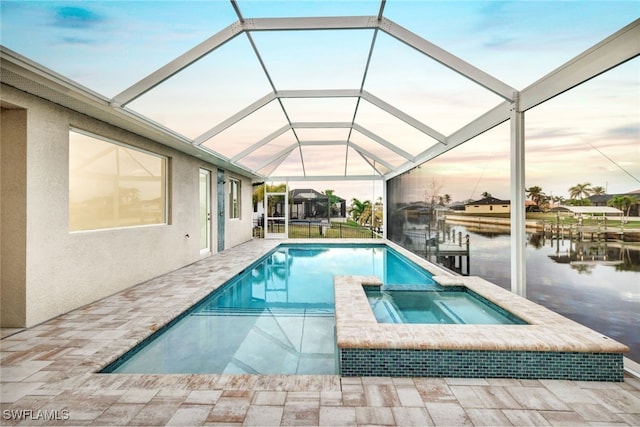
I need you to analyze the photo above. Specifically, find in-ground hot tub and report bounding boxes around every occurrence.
[366,285,528,325]
[334,268,629,381]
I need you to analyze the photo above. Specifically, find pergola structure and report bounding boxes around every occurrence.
[1,1,638,296]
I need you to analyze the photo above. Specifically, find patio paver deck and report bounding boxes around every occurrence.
[1,239,639,426]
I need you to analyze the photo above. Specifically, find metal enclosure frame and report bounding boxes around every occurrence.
[1,1,638,294]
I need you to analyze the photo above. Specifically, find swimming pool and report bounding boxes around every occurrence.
[101,240,628,380]
[103,244,436,374]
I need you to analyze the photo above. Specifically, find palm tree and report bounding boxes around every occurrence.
[350,198,372,226]
[568,182,592,199]
[608,195,638,223]
[323,189,340,218]
[525,186,545,206]
[252,183,287,205]
[438,194,452,206]
[373,197,384,231]
[253,185,264,206]
[591,186,606,196]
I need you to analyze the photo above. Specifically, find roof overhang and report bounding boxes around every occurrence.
[0,47,262,180]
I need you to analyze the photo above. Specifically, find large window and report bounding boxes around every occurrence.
[69,130,167,231]
[229,178,240,219]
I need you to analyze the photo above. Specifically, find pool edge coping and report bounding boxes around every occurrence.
[333,272,630,354]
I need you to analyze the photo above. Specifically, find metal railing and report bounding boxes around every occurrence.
[252,219,381,239]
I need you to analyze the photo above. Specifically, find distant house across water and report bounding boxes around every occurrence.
[465,197,511,214]
[589,190,640,217]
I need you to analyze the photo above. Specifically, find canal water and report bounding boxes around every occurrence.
[437,224,640,363]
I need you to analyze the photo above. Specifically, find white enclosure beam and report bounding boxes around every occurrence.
[299,140,348,146]
[255,153,289,180]
[111,16,375,106]
[352,123,415,161]
[385,101,512,180]
[231,124,291,162]
[446,101,512,148]
[354,151,385,176]
[291,122,353,129]
[510,93,526,297]
[269,175,381,181]
[243,16,517,105]
[520,18,640,111]
[349,142,397,171]
[380,18,516,101]
[243,16,378,31]
[252,143,298,172]
[382,177,387,239]
[194,92,277,145]
[361,91,446,143]
[384,19,639,182]
[277,89,361,98]
[283,90,446,143]
[112,22,244,106]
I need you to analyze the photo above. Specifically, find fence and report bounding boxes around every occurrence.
[252,219,381,239]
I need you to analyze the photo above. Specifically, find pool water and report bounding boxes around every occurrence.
[104,244,436,374]
[367,288,527,325]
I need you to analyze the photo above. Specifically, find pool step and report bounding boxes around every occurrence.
[194,307,334,317]
[369,296,405,324]
[434,301,466,324]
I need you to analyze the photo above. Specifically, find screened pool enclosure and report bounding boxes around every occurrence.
[1,1,638,298]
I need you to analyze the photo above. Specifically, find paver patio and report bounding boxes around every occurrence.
[1,239,639,426]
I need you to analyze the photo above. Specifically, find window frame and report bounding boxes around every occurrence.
[229,178,241,219]
[68,128,169,232]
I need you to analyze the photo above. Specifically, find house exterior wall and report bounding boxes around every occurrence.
[0,85,253,327]
[224,172,254,249]
[1,107,27,327]
[465,204,511,214]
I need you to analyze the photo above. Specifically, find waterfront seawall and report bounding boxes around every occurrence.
[444,214,640,242]
[445,214,542,229]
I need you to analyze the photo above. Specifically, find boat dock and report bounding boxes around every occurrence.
[400,228,470,275]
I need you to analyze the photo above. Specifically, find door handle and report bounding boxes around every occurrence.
[219,211,224,217]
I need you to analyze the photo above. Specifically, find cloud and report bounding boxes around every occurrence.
[52,6,106,29]
[526,127,581,141]
[59,36,98,45]
[474,1,511,31]
[482,35,517,50]
[605,123,640,140]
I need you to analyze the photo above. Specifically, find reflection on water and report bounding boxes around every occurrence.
[207,245,437,309]
[448,224,640,363]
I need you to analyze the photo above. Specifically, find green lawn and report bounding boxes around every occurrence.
[525,212,640,228]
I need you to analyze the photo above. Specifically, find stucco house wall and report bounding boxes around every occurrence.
[0,84,253,328]
[1,106,27,327]
[464,196,511,214]
[224,172,254,249]
[464,203,511,214]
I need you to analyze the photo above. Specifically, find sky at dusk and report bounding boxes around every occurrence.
[1,0,638,204]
